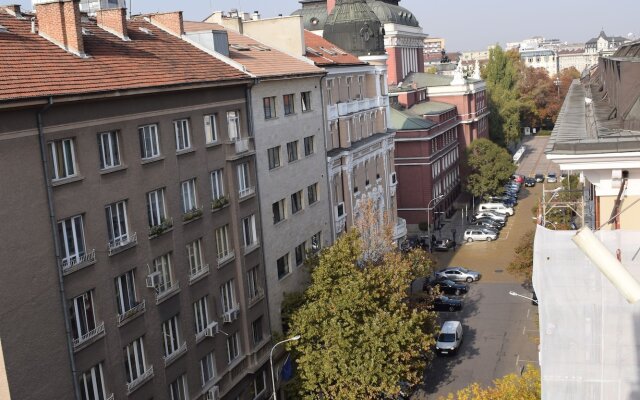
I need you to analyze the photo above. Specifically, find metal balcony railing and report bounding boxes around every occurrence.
[60,249,96,275]
[72,321,105,349]
[107,232,137,256]
[126,366,154,394]
[117,300,146,326]
[163,342,187,366]
[189,264,210,284]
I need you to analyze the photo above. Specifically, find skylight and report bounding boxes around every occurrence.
[0,24,8,33]
[306,47,321,56]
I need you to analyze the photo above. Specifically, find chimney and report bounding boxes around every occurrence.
[148,11,183,37]
[2,4,22,18]
[34,0,85,56]
[96,8,128,40]
[327,0,336,14]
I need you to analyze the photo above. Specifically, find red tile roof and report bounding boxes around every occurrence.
[0,10,249,102]
[303,30,365,67]
[184,21,324,78]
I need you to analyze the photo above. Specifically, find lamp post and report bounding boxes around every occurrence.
[427,195,444,252]
[270,335,301,400]
[509,291,538,304]
[554,77,561,98]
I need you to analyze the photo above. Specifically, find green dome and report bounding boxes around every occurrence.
[323,0,385,57]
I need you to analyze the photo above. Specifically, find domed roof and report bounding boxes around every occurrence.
[366,0,420,27]
[323,0,385,57]
[291,0,329,31]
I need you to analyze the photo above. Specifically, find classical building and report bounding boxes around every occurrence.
[424,36,445,54]
[184,17,331,334]
[519,48,558,76]
[585,30,630,55]
[0,3,271,400]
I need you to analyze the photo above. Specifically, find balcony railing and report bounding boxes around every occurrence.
[249,287,264,305]
[217,250,235,267]
[126,366,154,394]
[117,300,146,326]
[107,232,137,256]
[234,137,250,154]
[60,249,96,276]
[105,394,114,400]
[73,321,105,349]
[189,264,210,284]
[327,104,338,120]
[335,96,387,117]
[238,186,255,199]
[163,342,187,366]
[222,303,240,323]
[156,281,180,304]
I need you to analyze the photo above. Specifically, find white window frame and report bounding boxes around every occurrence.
[272,199,286,224]
[124,337,147,384]
[98,131,120,170]
[193,296,209,334]
[304,136,315,156]
[139,124,160,160]
[287,140,299,162]
[210,169,225,200]
[49,138,77,180]
[147,188,167,228]
[242,215,257,247]
[237,162,252,197]
[174,119,191,152]
[204,114,218,144]
[291,190,303,214]
[226,332,241,364]
[181,178,198,214]
[268,146,281,170]
[227,111,240,141]
[152,253,174,293]
[200,352,216,387]
[187,239,205,277]
[277,254,290,280]
[105,200,129,248]
[79,362,108,400]
[301,91,311,112]
[115,270,138,316]
[215,225,232,261]
[220,280,236,314]
[307,183,318,205]
[169,374,189,400]
[58,215,86,266]
[247,267,260,299]
[162,315,182,358]
[70,290,97,341]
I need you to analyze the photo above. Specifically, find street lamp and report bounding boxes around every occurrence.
[554,77,561,97]
[270,335,301,400]
[426,195,444,252]
[509,291,538,304]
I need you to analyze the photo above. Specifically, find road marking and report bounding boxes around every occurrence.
[522,325,526,335]
[527,308,530,319]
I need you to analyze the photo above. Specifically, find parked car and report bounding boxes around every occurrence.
[431,295,463,312]
[488,195,517,205]
[467,225,500,235]
[436,267,481,283]
[436,320,464,355]
[535,173,545,183]
[464,229,498,242]
[547,172,558,183]
[511,174,525,184]
[524,177,536,187]
[469,216,504,228]
[478,202,514,216]
[433,239,455,251]
[474,211,507,222]
[431,279,469,295]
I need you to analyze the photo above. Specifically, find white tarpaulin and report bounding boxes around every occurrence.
[533,226,640,400]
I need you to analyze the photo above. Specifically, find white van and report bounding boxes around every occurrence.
[436,321,463,355]
[478,203,514,216]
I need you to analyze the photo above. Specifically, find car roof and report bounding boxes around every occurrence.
[441,321,461,332]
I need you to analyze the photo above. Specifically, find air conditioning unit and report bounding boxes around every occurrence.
[146,271,161,288]
[205,386,220,400]
[231,309,240,321]
[222,312,233,324]
[336,202,345,218]
[205,322,219,337]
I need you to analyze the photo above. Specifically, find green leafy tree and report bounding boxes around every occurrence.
[508,230,535,282]
[442,365,541,400]
[288,230,436,399]
[465,138,516,198]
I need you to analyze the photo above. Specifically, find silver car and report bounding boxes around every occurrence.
[437,267,481,283]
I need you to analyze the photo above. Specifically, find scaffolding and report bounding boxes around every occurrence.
[540,183,585,229]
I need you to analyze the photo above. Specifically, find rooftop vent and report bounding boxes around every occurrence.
[139,26,153,35]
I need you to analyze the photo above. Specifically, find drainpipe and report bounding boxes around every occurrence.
[36,97,82,400]
[319,74,336,242]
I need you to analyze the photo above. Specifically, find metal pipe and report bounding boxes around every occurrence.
[318,74,335,241]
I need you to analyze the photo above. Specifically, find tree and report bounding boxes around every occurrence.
[353,197,394,263]
[465,138,516,198]
[508,230,535,282]
[442,366,541,400]
[287,230,437,399]
[519,67,558,129]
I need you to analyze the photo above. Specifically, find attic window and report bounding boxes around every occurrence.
[306,47,321,56]
[0,24,8,33]
[139,27,153,35]
[320,46,337,56]
[332,47,347,55]
[250,44,271,51]
[230,44,251,51]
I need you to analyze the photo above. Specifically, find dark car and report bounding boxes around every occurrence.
[433,239,455,251]
[535,173,545,183]
[467,225,500,235]
[470,217,504,228]
[469,219,502,230]
[431,295,463,312]
[524,177,536,187]
[430,279,469,295]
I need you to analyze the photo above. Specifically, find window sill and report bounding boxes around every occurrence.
[107,237,138,257]
[189,266,210,285]
[99,164,127,175]
[287,158,301,165]
[277,270,293,282]
[264,116,278,121]
[243,242,260,256]
[52,175,84,187]
[141,156,165,165]
[176,148,195,156]
[217,252,236,269]
[248,290,265,308]
[211,203,230,213]
[183,210,203,224]
[268,165,283,172]
[206,141,222,149]
[149,226,173,240]
[284,113,296,117]
[273,218,287,227]
[156,283,181,305]
[239,192,256,203]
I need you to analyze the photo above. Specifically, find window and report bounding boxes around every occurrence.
[105,200,129,248]
[226,332,241,363]
[220,279,236,313]
[174,119,191,151]
[215,224,232,261]
[272,199,286,224]
[277,254,290,279]
[357,75,364,98]
[193,296,210,334]
[251,317,264,346]
[124,337,148,385]
[69,290,97,342]
[152,253,175,293]
[162,315,182,358]
[139,124,160,159]
[242,215,258,248]
[200,352,216,386]
[147,188,167,228]
[301,91,311,112]
[295,242,306,266]
[287,140,299,162]
[247,266,261,300]
[307,183,318,205]
[291,190,303,214]
[79,363,108,400]
[58,215,86,266]
[346,76,352,99]
[169,374,188,400]
[237,162,252,197]
[304,135,315,156]
[263,96,276,119]
[115,270,138,316]
[283,93,295,115]
[181,178,198,213]
[210,169,225,200]
[227,111,240,141]
[204,114,218,144]
[98,131,120,170]
[248,370,267,399]
[49,138,77,180]
[311,231,321,253]
[268,146,281,170]
[326,79,334,104]
[186,239,205,276]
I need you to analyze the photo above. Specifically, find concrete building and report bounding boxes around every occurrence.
[0,3,271,400]
[184,17,331,334]
[520,48,558,76]
[424,36,445,54]
[585,30,630,55]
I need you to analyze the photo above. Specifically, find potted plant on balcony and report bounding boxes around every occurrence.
[211,196,229,211]
[149,218,173,238]
[183,207,203,222]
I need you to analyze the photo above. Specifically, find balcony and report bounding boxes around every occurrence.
[393,218,407,241]
[73,321,105,351]
[148,218,173,239]
[217,250,235,268]
[189,264,210,285]
[126,366,154,394]
[238,186,255,200]
[117,300,146,326]
[156,281,180,304]
[336,96,386,117]
[107,232,137,256]
[327,104,338,120]
[163,342,187,367]
[60,249,96,276]
[227,137,255,160]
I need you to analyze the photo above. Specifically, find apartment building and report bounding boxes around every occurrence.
[0,3,270,400]
[184,18,331,334]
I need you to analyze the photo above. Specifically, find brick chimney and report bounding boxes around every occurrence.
[148,11,183,37]
[96,8,128,40]
[327,0,336,14]
[34,0,85,56]
[2,4,23,18]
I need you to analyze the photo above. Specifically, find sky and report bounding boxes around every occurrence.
[14,0,640,51]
